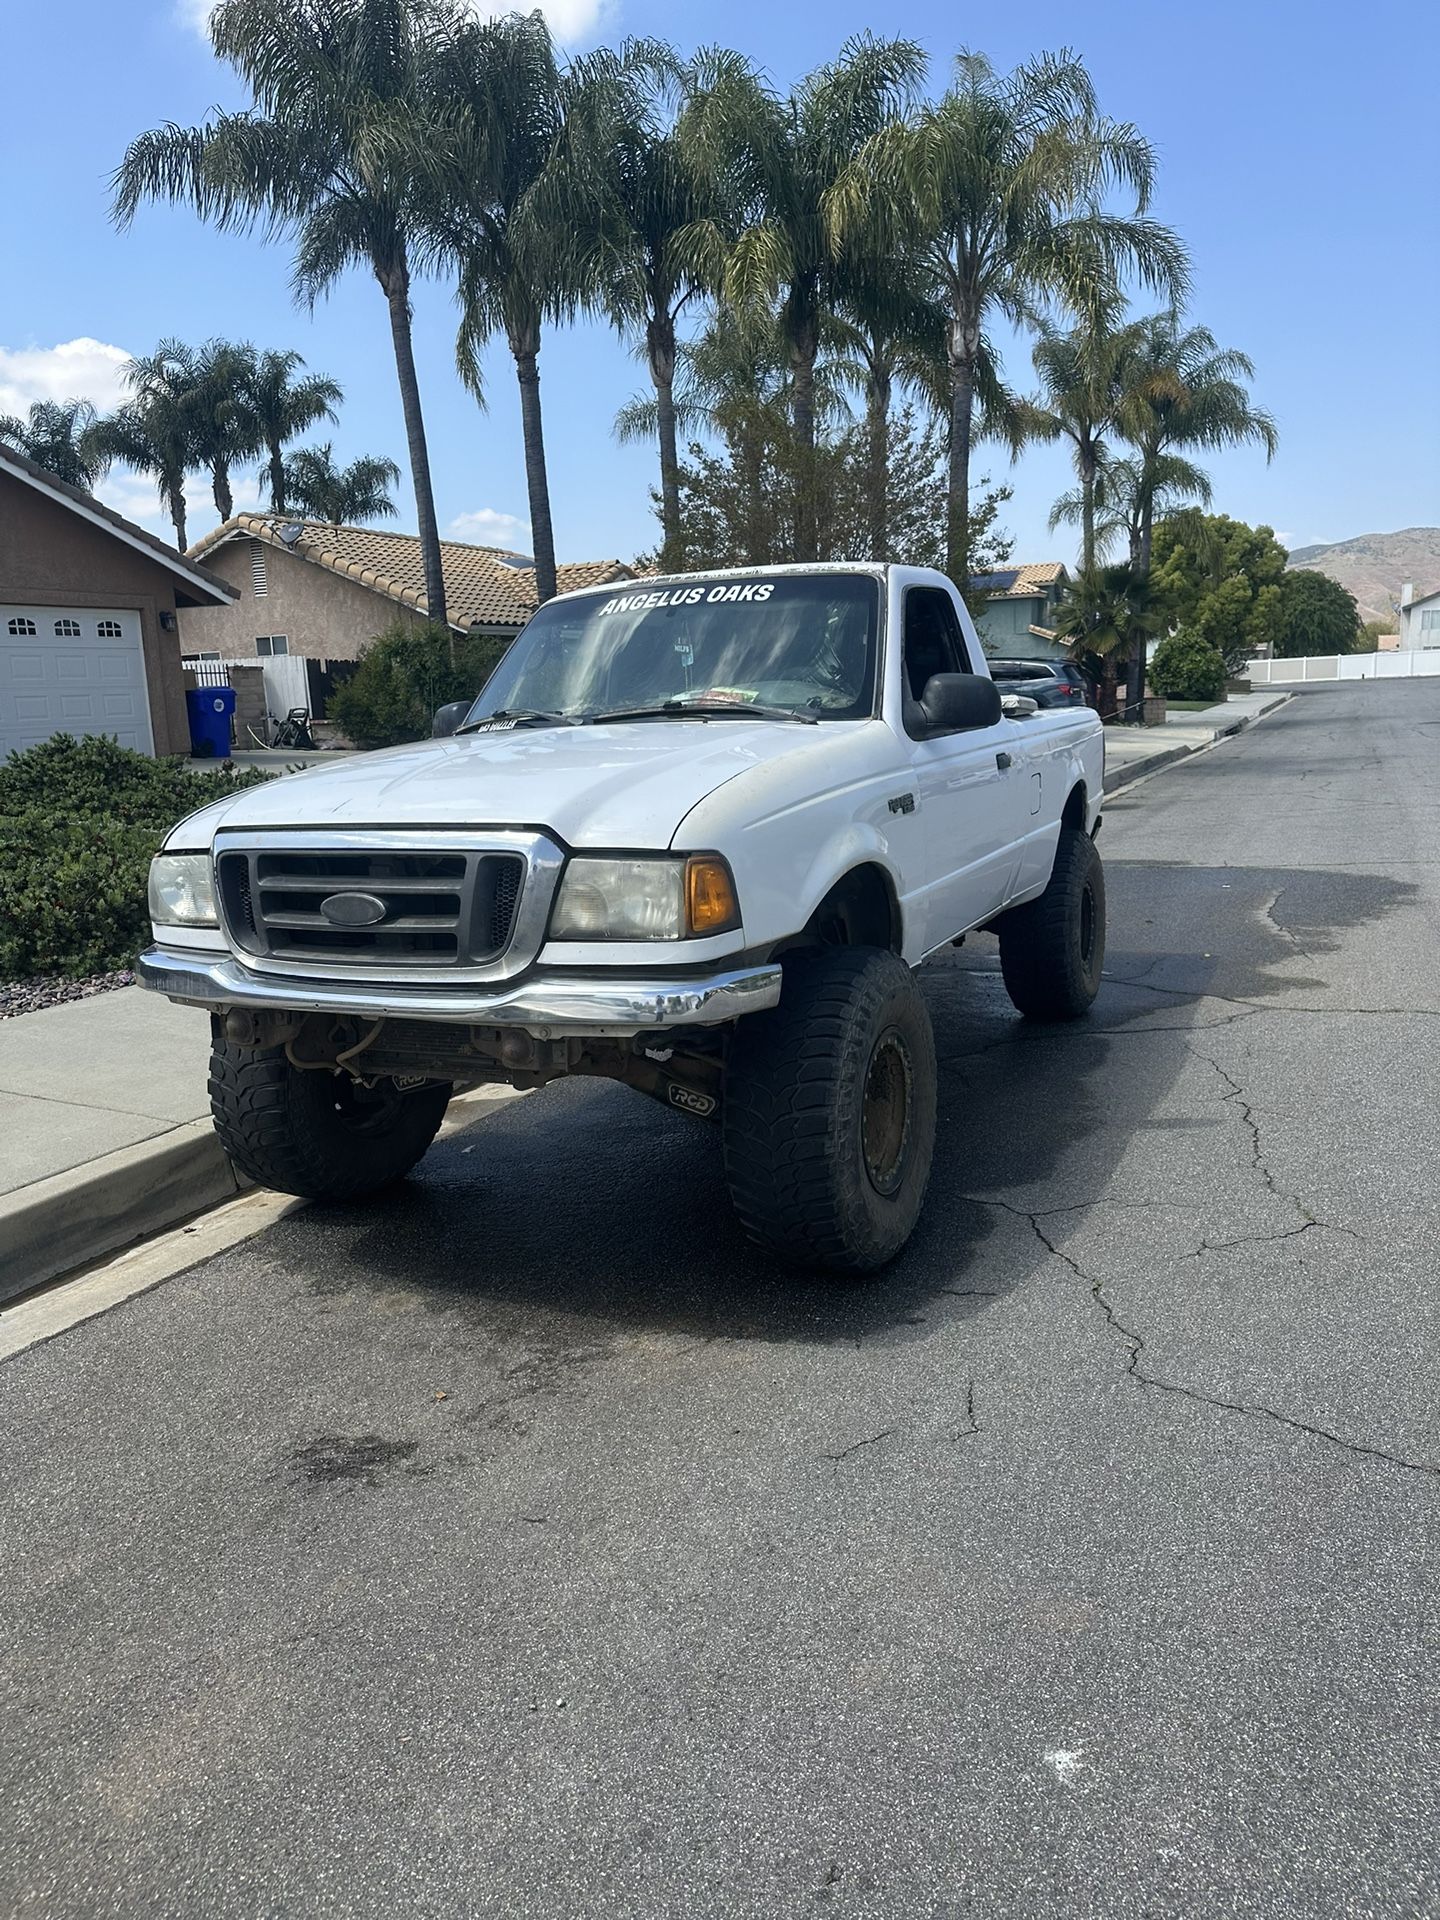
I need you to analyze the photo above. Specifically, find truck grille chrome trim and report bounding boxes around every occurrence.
[137,947,782,1033]
[208,829,564,986]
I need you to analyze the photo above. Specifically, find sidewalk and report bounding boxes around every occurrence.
[1102,689,1290,792]
[0,990,232,1302]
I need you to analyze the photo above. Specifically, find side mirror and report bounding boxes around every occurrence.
[432,700,471,738]
[917,673,1002,735]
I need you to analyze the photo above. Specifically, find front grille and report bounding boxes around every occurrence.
[217,847,525,970]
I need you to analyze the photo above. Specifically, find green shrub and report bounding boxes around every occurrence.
[329,620,512,749]
[0,734,269,979]
[1149,630,1228,703]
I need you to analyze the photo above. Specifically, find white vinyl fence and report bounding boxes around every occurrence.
[1249,648,1440,684]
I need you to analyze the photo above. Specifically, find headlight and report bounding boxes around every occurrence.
[148,852,218,929]
[550,855,741,941]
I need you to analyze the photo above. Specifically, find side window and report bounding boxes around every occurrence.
[901,588,971,702]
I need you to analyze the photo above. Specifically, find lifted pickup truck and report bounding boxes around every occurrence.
[141,564,1104,1272]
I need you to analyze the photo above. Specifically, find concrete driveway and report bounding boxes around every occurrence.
[2,680,1436,1918]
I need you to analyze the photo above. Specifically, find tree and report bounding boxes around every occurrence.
[0,399,110,492]
[113,0,450,623]
[1274,570,1364,658]
[686,35,925,562]
[1151,511,1286,674]
[282,444,401,523]
[249,349,342,512]
[1114,314,1278,575]
[831,50,1188,586]
[412,10,573,606]
[655,391,1011,577]
[565,42,726,573]
[188,338,263,521]
[90,342,199,548]
[1015,319,1143,573]
[1053,562,1160,715]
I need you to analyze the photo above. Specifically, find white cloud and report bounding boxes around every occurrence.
[447,507,531,552]
[465,0,617,45]
[0,338,132,419]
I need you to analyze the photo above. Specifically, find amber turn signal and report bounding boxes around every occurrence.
[685,855,741,936]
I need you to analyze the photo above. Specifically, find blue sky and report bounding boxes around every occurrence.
[3,0,1436,568]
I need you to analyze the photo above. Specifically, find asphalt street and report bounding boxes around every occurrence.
[3,680,1437,1919]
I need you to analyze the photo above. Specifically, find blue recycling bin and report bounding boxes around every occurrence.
[185,686,236,758]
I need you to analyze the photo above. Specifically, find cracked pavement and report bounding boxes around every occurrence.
[2,681,1437,1917]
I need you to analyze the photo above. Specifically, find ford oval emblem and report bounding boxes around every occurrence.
[320,890,388,928]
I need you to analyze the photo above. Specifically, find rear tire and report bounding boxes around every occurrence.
[997,824,1106,1020]
[722,947,937,1273]
[209,1037,451,1200]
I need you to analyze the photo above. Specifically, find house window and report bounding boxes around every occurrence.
[184,651,222,663]
[96,619,123,637]
[54,618,82,637]
[7,617,37,636]
[1419,609,1440,634]
[255,635,289,657]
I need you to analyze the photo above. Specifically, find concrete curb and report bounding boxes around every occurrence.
[0,1085,523,1309]
[0,1121,243,1306]
[1102,692,1291,795]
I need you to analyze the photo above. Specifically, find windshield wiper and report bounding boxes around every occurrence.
[457,708,580,732]
[587,699,819,726]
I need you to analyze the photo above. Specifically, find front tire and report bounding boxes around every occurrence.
[722,947,937,1273]
[997,824,1106,1020]
[209,1037,451,1200]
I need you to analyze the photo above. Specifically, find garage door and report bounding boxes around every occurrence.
[0,606,154,758]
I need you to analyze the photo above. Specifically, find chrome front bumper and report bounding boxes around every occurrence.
[137,946,782,1034]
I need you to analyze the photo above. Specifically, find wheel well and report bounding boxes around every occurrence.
[786,863,902,956]
[1062,783,1089,833]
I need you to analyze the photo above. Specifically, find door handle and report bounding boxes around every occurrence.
[995,751,1012,770]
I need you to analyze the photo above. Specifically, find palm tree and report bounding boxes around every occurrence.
[89,342,198,548]
[112,0,450,623]
[1053,561,1161,717]
[188,338,264,521]
[1111,312,1277,708]
[684,35,925,562]
[564,41,727,574]
[1014,319,1146,574]
[826,275,946,557]
[830,50,1189,586]
[407,10,572,605]
[249,349,342,512]
[1114,312,1278,575]
[0,399,110,491]
[282,444,400,523]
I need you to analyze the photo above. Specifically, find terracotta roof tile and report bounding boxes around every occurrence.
[188,515,634,630]
[972,561,1069,600]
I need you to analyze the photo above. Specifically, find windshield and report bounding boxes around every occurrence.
[467,573,880,724]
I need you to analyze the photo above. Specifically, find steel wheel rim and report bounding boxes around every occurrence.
[862,1029,914,1198]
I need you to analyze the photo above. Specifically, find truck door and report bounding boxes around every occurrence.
[900,585,1026,950]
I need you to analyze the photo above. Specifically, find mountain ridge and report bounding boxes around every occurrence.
[1285,527,1440,626]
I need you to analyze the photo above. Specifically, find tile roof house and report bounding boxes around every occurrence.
[178,514,636,662]
[1,441,236,758]
[969,562,1071,659]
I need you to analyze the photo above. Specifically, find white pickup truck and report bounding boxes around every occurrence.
[141,564,1105,1272]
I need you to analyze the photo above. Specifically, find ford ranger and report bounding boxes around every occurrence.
[140,565,1105,1272]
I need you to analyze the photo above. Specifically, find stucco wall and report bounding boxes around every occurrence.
[177,538,429,661]
[0,469,197,755]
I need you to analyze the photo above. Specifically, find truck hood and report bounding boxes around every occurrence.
[199,720,847,849]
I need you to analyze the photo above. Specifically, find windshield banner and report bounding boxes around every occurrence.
[598,583,777,615]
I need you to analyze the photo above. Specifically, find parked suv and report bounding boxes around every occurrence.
[141,566,1106,1273]
[988,658,1092,709]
